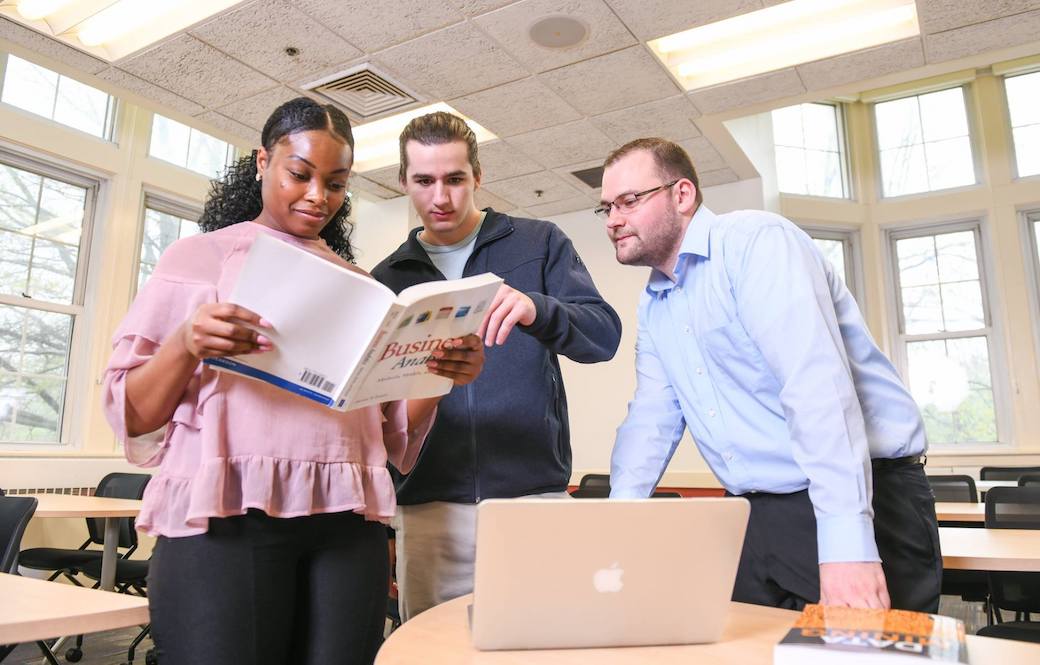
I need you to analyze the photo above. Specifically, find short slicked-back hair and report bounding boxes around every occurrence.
[398,111,482,182]
[604,137,703,205]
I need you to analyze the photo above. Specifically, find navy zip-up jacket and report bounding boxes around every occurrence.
[371,209,622,504]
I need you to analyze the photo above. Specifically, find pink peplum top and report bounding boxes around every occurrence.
[102,222,432,537]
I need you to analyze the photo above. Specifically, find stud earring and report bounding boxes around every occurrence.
[255,172,262,182]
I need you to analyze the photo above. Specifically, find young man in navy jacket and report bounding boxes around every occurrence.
[372,112,622,621]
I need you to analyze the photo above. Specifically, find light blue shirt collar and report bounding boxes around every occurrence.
[647,205,715,294]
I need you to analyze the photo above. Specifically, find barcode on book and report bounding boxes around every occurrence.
[300,369,335,394]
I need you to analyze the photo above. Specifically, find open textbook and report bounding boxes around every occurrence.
[204,232,502,411]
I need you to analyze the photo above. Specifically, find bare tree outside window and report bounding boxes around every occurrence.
[138,206,200,291]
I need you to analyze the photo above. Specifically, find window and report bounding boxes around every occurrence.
[875,87,976,197]
[889,223,999,444]
[0,54,115,139]
[800,227,861,304]
[137,200,200,291]
[1005,71,1040,178]
[772,102,848,198]
[0,154,96,444]
[149,114,234,179]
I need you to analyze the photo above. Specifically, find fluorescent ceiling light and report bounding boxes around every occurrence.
[649,0,920,91]
[351,102,497,174]
[0,0,244,60]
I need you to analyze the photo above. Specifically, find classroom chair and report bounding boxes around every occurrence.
[979,466,1040,481]
[571,473,610,498]
[928,475,978,503]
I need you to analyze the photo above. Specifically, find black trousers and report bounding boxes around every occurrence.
[730,462,942,612]
[148,509,389,665]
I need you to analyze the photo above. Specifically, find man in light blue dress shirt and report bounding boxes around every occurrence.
[599,138,941,612]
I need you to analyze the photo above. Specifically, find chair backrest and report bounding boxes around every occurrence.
[578,474,610,490]
[0,496,38,573]
[1019,474,1040,488]
[86,473,151,548]
[979,466,1040,481]
[984,487,1040,613]
[927,475,978,503]
[651,491,682,498]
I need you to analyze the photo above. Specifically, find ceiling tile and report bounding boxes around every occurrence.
[217,86,301,130]
[375,22,527,99]
[295,0,464,52]
[195,110,261,146]
[482,170,583,207]
[448,0,520,15]
[699,168,739,187]
[118,34,277,108]
[474,0,637,72]
[506,120,617,169]
[679,137,728,172]
[539,46,681,115]
[552,160,604,198]
[360,165,405,193]
[915,0,1040,34]
[0,17,109,74]
[797,39,924,91]
[688,68,805,115]
[97,67,205,116]
[352,175,403,199]
[603,0,763,40]
[190,0,363,82]
[590,95,701,145]
[476,139,543,182]
[923,9,1040,63]
[474,187,514,210]
[450,77,581,137]
[526,195,593,218]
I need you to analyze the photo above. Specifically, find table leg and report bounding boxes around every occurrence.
[101,516,118,591]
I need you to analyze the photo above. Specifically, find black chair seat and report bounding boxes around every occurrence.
[80,557,149,583]
[18,547,103,570]
[977,621,1040,643]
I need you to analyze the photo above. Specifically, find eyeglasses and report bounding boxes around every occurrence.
[593,179,679,220]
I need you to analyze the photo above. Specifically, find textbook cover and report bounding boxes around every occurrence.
[204,232,502,411]
[773,604,968,665]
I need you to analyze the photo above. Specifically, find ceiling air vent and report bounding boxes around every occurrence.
[302,65,419,121]
[570,165,604,189]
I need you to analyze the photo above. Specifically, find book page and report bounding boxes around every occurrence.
[205,232,396,406]
[344,273,503,409]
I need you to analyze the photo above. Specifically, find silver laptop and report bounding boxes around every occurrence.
[470,496,750,650]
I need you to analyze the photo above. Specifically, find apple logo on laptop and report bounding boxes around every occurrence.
[593,562,624,593]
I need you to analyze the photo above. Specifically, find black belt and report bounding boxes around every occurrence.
[871,454,923,471]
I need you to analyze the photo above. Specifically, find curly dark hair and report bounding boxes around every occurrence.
[199,97,357,262]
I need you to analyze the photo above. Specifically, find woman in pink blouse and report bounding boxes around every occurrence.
[102,98,484,665]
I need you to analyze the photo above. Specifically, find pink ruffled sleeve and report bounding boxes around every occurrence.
[102,237,222,465]
[381,400,435,474]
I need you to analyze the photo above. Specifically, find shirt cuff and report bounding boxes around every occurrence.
[815,513,880,563]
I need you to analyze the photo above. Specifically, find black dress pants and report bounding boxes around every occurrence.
[148,509,389,665]
[730,462,942,612]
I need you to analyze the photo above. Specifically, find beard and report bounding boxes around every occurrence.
[614,203,685,269]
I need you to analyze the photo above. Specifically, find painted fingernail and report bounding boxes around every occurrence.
[259,318,272,327]
[428,360,438,368]
[256,335,271,346]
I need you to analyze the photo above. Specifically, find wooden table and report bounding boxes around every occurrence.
[935,502,984,523]
[940,526,1040,571]
[375,594,1040,664]
[29,494,143,591]
[0,572,148,644]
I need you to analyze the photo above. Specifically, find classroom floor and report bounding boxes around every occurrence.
[5,597,990,664]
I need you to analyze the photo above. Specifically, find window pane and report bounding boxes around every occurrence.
[919,88,969,142]
[138,207,199,289]
[902,285,943,334]
[0,305,72,443]
[896,236,939,287]
[925,137,975,191]
[772,105,804,147]
[1012,124,1040,178]
[876,96,922,149]
[935,231,979,282]
[52,75,108,137]
[880,144,928,197]
[149,115,191,167]
[187,130,227,179]
[775,146,808,195]
[1005,71,1040,128]
[812,238,847,285]
[1,55,57,118]
[907,337,997,443]
[802,103,839,151]
[772,103,845,198]
[940,281,985,331]
[804,150,842,198]
[0,164,42,231]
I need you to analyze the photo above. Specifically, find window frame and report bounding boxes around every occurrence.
[0,53,118,142]
[871,84,981,201]
[772,101,853,200]
[798,223,865,310]
[1001,69,1040,181]
[882,217,1012,448]
[0,146,101,449]
[133,192,203,296]
[146,112,235,178]
[1020,208,1040,372]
